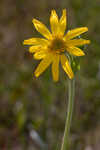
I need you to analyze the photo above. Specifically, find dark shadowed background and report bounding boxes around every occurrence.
[0,0,100,149]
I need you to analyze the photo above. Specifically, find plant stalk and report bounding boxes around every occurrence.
[61,78,75,150]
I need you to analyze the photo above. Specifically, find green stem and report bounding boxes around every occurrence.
[61,78,75,150]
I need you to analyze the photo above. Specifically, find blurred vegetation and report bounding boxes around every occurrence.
[0,0,100,149]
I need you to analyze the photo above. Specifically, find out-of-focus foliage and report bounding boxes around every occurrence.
[0,0,100,149]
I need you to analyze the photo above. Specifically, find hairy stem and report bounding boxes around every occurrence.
[61,78,75,150]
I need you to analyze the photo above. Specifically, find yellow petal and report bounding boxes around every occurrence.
[23,38,48,46]
[33,50,48,60]
[59,9,66,36]
[34,54,53,77]
[64,27,88,40]
[50,10,59,35]
[66,38,90,46]
[32,19,52,39]
[61,54,74,79]
[29,45,47,53]
[52,54,59,82]
[66,46,85,56]
[29,46,42,53]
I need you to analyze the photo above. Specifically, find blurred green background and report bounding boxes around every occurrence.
[0,0,100,149]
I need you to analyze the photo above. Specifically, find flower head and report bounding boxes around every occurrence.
[23,9,90,81]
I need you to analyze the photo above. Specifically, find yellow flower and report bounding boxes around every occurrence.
[23,9,90,82]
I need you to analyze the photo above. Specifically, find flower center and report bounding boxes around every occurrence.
[48,38,66,53]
